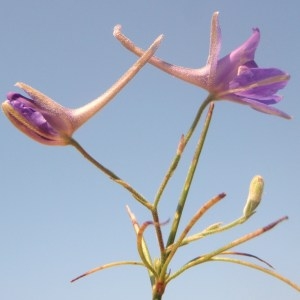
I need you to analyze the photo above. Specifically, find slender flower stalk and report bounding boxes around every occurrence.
[69,137,152,209]
[2,34,163,145]
[151,96,214,259]
[166,103,215,248]
[114,12,291,119]
[153,94,214,209]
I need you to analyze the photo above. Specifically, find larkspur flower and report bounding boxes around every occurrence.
[2,34,163,145]
[114,12,291,119]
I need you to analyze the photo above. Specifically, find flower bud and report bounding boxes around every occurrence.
[2,90,72,145]
[243,175,264,217]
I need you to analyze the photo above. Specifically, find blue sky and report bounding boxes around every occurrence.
[1,1,299,299]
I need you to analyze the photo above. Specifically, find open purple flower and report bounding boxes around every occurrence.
[114,12,291,119]
[2,34,163,145]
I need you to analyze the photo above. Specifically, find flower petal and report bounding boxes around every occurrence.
[229,96,291,119]
[230,67,289,104]
[8,93,58,135]
[214,29,260,91]
[2,92,69,145]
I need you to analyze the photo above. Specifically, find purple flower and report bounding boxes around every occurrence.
[114,12,291,119]
[3,86,74,145]
[2,34,163,145]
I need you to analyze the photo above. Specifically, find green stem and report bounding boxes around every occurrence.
[151,95,214,263]
[166,102,215,248]
[152,103,214,288]
[153,136,184,209]
[152,294,162,300]
[69,137,152,210]
[153,94,214,209]
[151,209,166,256]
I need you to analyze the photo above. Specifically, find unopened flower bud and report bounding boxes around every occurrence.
[243,175,264,217]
